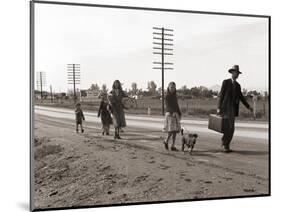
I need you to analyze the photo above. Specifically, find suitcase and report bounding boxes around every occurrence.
[208,114,226,133]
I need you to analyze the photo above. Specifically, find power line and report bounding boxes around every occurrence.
[67,64,81,103]
[152,27,174,116]
[36,71,46,101]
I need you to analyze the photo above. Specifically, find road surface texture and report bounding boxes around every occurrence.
[33,106,269,210]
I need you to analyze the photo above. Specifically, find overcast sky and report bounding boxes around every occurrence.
[34,3,269,93]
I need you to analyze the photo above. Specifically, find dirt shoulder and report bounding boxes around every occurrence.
[33,115,269,210]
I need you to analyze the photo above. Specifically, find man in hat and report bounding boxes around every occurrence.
[217,65,253,152]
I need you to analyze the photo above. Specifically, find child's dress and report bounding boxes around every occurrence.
[98,101,113,127]
[163,92,181,132]
[75,108,85,125]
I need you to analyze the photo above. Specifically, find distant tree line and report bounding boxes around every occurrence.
[85,81,268,100]
[35,81,268,101]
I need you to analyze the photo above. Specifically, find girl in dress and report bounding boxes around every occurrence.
[98,93,113,135]
[163,82,182,151]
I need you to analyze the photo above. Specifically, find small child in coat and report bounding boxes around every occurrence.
[98,95,113,135]
[75,102,85,133]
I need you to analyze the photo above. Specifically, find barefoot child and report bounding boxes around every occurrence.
[75,102,85,133]
[163,82,182,151]
[98,94,113,135]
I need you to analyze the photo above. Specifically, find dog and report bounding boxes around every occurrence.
[180,128,198,154]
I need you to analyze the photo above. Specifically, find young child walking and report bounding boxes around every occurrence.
[163,82,182,151]
[75,102,85,133]
[98,94,113,135]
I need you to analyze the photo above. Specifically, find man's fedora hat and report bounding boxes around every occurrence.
[228,64,242,74]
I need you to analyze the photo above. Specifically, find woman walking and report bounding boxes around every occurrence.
[163,82,182,151]
[108,80,128,139]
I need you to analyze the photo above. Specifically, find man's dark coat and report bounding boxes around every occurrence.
[218,78,250,117]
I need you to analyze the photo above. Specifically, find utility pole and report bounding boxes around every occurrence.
[153,27,174,115]
[252,94,258,120]
[67,64,80,103]
[36,71,46,101]
[50,85,53,102]
[40,73,43,99]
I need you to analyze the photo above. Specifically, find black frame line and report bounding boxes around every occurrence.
[32,194,270,212]
[30,0,271,211]
[32,0,270,18]
[30,1,35,211]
